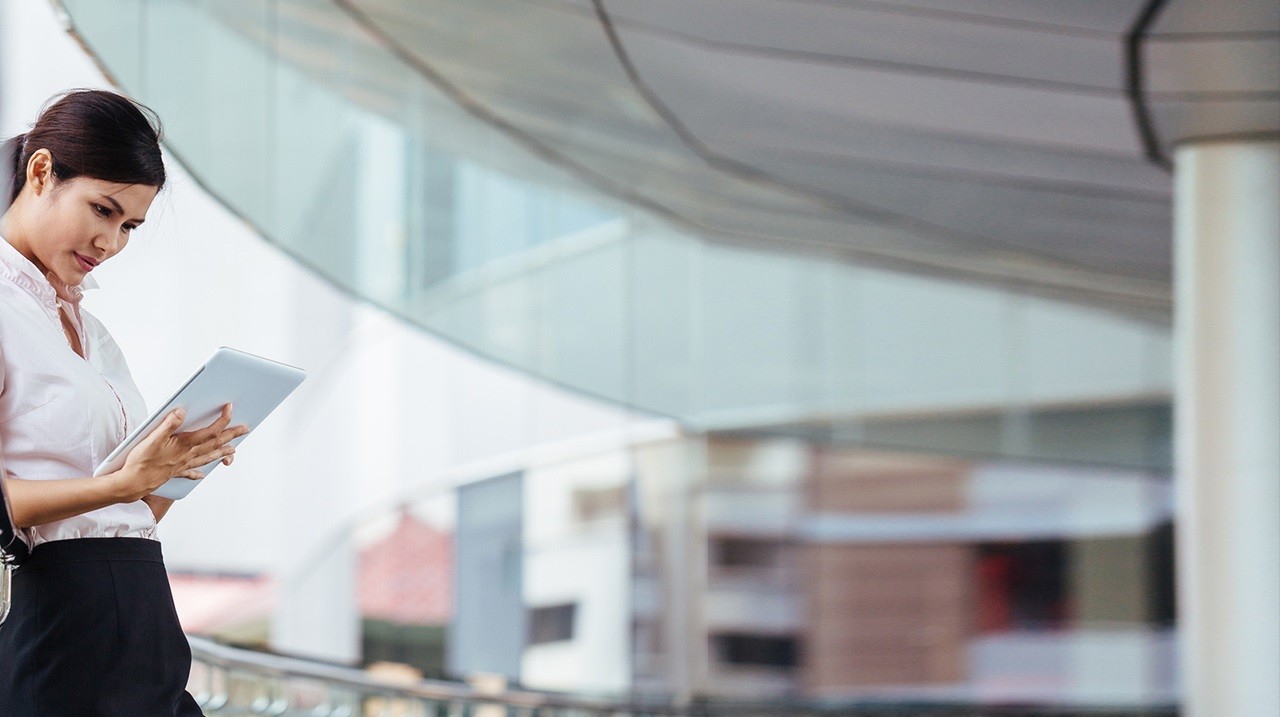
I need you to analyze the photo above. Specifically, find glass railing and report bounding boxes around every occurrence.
[189,636,1177,717]
[189,635,625,717]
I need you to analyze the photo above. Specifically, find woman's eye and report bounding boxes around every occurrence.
[123,224,136,234]
[92,204,111,217]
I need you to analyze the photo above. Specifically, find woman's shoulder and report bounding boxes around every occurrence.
[0,279,47,338]
[0,275,32,305]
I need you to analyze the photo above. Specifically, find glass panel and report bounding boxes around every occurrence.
[59,0,146,91]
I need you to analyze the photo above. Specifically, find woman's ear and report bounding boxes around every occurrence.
[25,149,54,196]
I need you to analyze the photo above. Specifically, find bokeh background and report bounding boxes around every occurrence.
[2,1,1276,714]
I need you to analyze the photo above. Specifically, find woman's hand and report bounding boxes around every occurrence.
[108,403,248,503]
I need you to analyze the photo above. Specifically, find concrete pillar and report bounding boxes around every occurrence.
[1174,139,1280,717]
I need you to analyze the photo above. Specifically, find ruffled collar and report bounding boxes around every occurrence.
[0,234,98,307]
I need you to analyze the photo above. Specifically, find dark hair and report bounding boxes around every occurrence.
[2,89,165,209]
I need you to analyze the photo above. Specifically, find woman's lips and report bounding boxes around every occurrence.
[74,252,98,272]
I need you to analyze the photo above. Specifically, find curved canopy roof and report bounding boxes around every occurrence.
[303,0,1275,317]
[47,0,1264,443]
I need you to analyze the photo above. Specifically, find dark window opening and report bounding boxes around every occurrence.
[976,527,1177,633]
[528,603,576,645]
[711,537,787,570]
[975,541,1069,632]
[712,633,797,668]
[1147,520,1177,626]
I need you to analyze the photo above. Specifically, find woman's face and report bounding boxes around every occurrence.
[22,157,158,287]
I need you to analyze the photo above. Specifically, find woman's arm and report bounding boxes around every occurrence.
[6,471,137,528]
[9,464,226,527]
[5,405,245,529]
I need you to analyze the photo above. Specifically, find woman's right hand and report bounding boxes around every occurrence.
[109,404,248,502]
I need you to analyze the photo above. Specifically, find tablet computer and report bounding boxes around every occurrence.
[93,347,306,500]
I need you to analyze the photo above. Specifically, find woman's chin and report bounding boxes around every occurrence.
[50,267,85,288]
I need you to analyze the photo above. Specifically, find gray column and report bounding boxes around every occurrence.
[1174,139,1280,717]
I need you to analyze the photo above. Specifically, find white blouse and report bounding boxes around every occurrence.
[0,235,155,547]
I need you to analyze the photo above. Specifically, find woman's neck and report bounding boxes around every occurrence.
[0,209,48,276]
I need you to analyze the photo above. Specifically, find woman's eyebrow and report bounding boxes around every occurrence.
[98,194,146,225]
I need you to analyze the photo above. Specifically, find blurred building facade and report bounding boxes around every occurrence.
[6,1,1276,714]
[427,433,1175,705]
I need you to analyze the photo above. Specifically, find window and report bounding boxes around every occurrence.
[528,603,576,645]
[711,537,787,570]
[975,541,1068,632]
[711,633,797,668]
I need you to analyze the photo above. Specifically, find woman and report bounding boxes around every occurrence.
[0,90,246,714]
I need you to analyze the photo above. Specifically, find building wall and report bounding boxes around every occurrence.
[628,435,1176,704]
[521,452,632,693]
[804,452,972,692]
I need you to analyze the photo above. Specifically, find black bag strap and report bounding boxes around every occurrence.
[0,452,29,566]
[1,450,28,626]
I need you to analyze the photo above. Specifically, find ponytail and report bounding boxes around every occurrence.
[0,133,25,213]
[1,91,164,216]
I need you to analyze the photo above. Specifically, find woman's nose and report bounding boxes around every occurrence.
[97,231,123,256]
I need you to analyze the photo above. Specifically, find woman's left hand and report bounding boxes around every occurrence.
[139,452,234,523]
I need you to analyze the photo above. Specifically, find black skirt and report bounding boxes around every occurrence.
[0,537,202,716]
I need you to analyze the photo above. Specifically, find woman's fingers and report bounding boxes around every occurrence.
[139,408,186,449]
[119,407,245,496]
[186,425,248,463]
[181,403,234,444]
[112,407,247,500]
[224,424,250,442]
[186,444,236,470]
[122,408,186,474]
